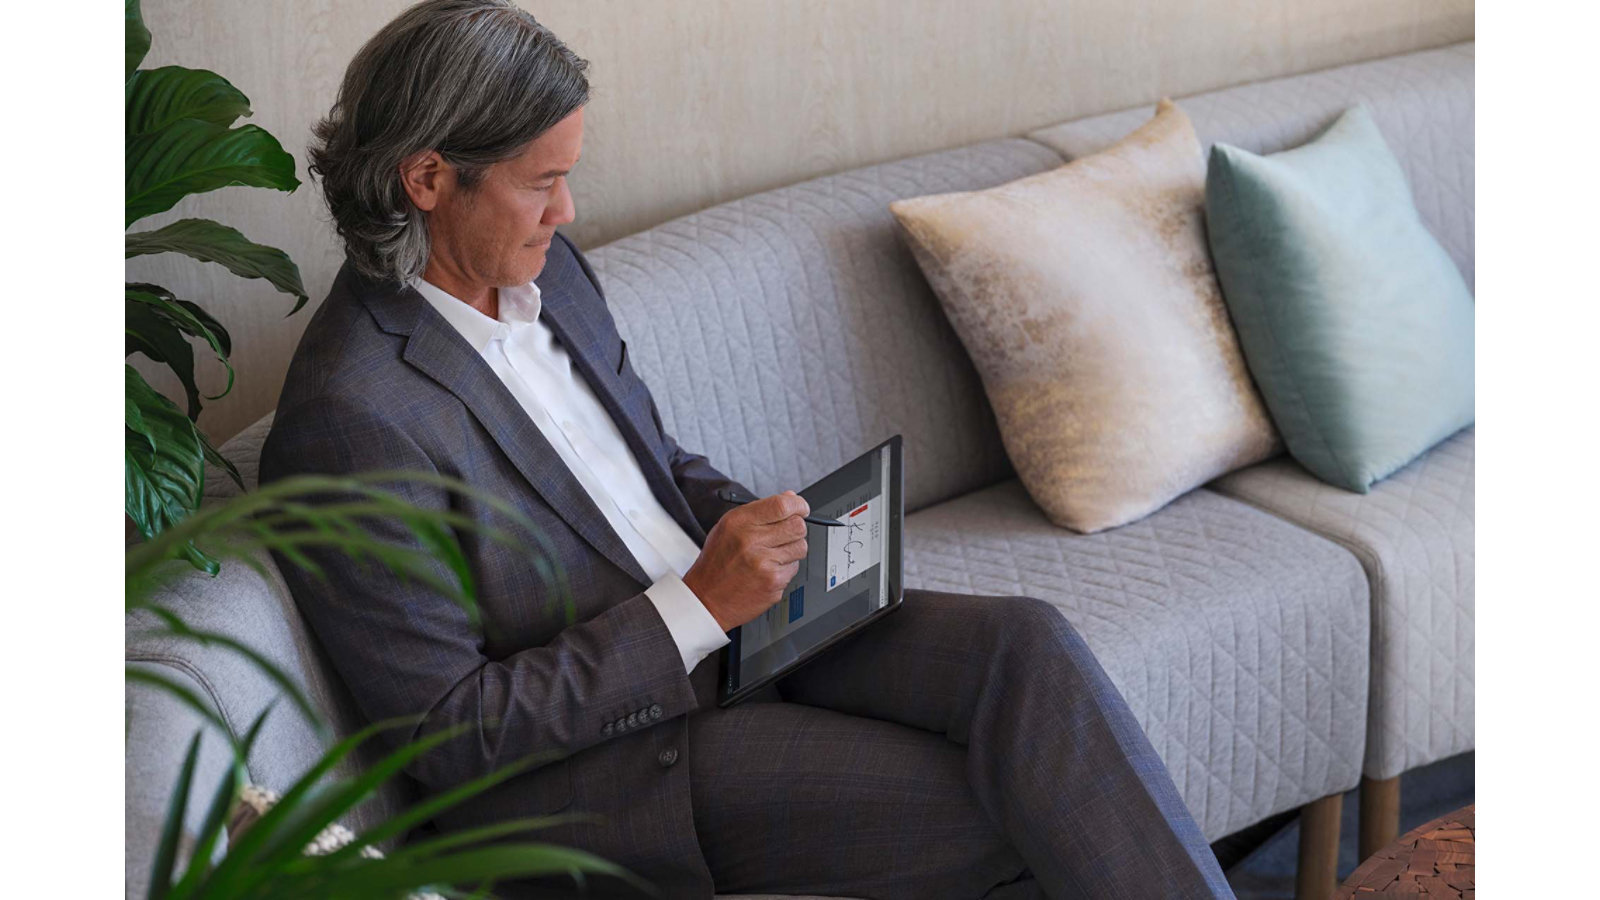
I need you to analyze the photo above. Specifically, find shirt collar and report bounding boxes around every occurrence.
[410,277,544,353]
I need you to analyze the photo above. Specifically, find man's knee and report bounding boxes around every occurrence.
[997,594,1068,636]
[983,595,1099,672]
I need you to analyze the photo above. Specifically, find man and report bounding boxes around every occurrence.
[263,2,1235,897]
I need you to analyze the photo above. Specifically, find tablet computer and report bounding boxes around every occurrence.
[718,434,904,707]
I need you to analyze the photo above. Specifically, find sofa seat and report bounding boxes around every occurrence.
[902,479,1370,841]
[1209,428,1475,781]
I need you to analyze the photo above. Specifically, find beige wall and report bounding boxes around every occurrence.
[127,0,1473,444]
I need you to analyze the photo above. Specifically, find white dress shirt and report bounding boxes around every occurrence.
[411,276,730,673]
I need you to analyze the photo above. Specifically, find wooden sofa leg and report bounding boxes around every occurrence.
[1359,776,1401,861]
[1295,793,1343,900]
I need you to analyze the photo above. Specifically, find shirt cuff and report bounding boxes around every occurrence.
[644,572,731,674]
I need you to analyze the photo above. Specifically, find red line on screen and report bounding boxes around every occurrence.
[850,504,869,517]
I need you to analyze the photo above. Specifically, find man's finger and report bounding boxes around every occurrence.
[754,512,809,548]
[751,490,810,524]
[769,536,808,563]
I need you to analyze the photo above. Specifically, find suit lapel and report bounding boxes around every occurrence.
[536,253,710,546]
[357,269,655,587]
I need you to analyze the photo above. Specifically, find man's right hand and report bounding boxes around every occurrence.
[683,490,810,632]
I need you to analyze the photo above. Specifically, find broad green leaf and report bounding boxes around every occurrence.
[126,0,150,82]
[171,295,233,358]
[148,731,201,900]
[126,285,235,416]
[127,392,155,453]
[127,218,307,308]
[201,432,245,491]
[126,365,213,571]
[127,293,203,418]
[126,121,298,227]
[126,66,251,137]
[127,283,233,357]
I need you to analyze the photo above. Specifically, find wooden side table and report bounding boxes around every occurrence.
[1335,805,1474,898]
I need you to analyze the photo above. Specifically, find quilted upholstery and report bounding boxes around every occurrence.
[587,138,1065,515]
[1210,428,1475,780]
[904,480,1370,840]
[1028,41,1475,292]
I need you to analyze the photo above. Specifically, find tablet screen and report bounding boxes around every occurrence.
[726,437,902,695]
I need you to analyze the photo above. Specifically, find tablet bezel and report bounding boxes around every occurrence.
[717,434,904,707]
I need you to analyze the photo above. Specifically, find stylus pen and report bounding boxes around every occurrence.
[716,487,846,527]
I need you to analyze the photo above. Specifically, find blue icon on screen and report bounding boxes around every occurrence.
[829,575,836,587]
[788,586,805,623]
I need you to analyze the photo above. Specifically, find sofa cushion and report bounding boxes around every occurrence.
[889,99,1279,533]
[586,138,1064,515]
[1028,41,1475,291]
[902,480,1370,840]
[1209,426,1474,780]
[1204,104,1475,493]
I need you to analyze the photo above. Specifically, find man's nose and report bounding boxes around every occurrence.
[545,178,577,226]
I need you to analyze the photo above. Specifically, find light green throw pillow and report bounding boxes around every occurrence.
[1204,104,1474,493]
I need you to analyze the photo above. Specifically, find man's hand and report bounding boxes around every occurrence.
[683,491,810,632]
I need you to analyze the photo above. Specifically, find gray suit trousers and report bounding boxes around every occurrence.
[688,591,1234,900]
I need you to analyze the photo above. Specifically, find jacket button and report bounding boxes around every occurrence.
[627,712,639,727]
[658,748,679,768]
[649,703,663,719]
[601,722,614,736]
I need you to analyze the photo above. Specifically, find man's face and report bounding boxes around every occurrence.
[422,106,584,290]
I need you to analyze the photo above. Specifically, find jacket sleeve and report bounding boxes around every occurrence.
[259,393,701,791]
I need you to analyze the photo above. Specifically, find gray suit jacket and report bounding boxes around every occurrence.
[260,233,750,895]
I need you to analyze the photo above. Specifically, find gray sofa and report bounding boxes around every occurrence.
[126,41,1473,899]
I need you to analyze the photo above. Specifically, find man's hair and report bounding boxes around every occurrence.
[308,0,590,284]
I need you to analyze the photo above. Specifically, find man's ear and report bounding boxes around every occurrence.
[399,150,450,212]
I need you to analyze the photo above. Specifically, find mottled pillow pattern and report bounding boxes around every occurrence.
[891,99,1279,533]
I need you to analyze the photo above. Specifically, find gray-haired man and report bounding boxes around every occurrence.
[262,2,1236,897]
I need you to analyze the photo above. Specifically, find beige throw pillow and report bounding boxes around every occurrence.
[891,99,1279,533]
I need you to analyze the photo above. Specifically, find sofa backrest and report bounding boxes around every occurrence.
[588,138,1063,514]
[1028,41,1475,291]
[587,43,1473,518]
[126,415,410,894]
